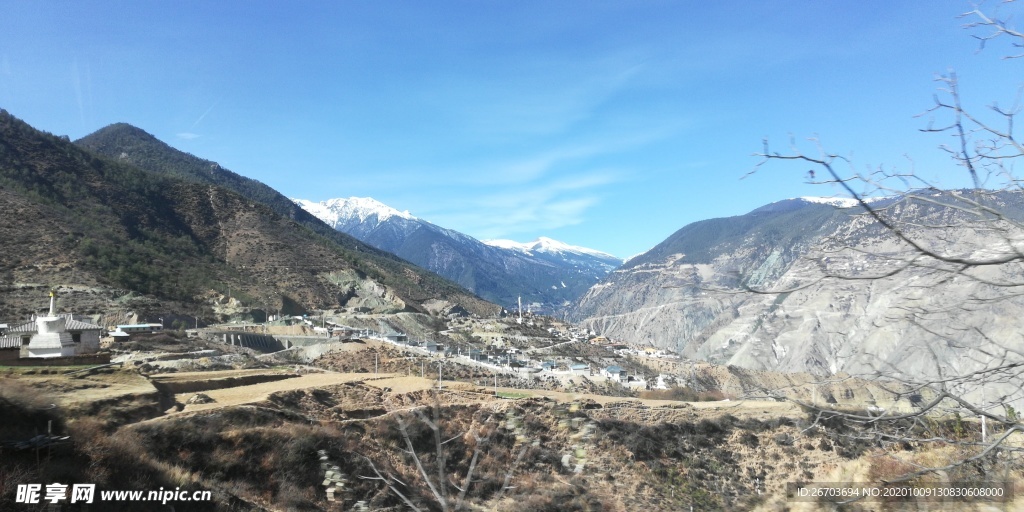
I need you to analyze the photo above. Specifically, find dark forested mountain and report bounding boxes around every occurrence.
[570,193,1024,390]
[75,123,384,256]
[0,111,496,319]
[292,197,622,310]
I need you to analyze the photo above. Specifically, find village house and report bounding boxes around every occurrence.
[569,363,590,375]
[466,348,486,362]
[114,323,164,334]
[0,334,19,362]
[602,365,627,381]
[383,332,408,343]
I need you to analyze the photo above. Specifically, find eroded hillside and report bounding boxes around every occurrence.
[571,193,1024,410]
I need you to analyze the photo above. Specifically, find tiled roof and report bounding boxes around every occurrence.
[3,314,102,334]
[0,336,22,349]
[65,318,103,331]
[5,321,35,334]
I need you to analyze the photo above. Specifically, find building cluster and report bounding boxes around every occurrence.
[375,331,656,387]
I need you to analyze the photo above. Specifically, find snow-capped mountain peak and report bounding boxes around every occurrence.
[294,195,623,309]
[796,196,891,208]
[482,239,531,253]
[483,237,619,261]
[292,196,416,228]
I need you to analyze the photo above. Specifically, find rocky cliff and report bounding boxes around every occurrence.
[570,192,1024,405]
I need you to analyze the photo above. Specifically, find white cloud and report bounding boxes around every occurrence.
[419,170,619,239]
[422,52,648,139]
[191,101,218,129]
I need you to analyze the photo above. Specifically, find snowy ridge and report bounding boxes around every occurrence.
[292,197,416,228]
[293,194,622,308]
[483,237,619,260]
[796,196,890,208]
[483,239,530,252]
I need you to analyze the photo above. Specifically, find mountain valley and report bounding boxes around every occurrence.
[293,196,622,311]
[3,109,1023,510]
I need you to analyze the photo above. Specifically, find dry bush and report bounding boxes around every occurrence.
[515,477,607,512]
[0,378,48,408]
[866,452,919,483]
[76,424,158,488]
[0,379,61,439]
[0,463,36,510]
[639,386,726,402]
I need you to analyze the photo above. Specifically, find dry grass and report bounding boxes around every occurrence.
[172,372,400,413]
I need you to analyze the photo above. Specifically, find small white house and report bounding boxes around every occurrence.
[603,365,627,381]
[115,323,164,334]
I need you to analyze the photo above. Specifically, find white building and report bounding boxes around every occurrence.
[114,323,164,334]
[0,291,103,358]
[602,365,627,381]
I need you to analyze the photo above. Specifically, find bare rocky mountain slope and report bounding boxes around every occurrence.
[570,192,1024,406]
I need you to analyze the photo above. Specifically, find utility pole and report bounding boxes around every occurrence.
[982,385,987,443]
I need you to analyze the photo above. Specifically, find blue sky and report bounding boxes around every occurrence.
[2,1,1021,258]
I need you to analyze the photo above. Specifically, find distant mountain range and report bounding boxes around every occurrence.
[569,192,1024,403]
[0,112,495,320]
[9,105,1021,407]
[292,197,622,310]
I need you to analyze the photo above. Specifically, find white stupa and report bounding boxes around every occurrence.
[0,289,105,359]
[26,290,77,358]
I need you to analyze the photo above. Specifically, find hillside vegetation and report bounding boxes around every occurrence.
[0,110,496,319]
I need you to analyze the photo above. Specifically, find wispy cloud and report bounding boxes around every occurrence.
[174,100,220,140]
[424,52,648,139]
[369,128,669,190]
[470,143,616,185]
[418,170,620,239]
[191,101,218,129]
[307,50,666,240]
[70,60,91,130]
